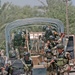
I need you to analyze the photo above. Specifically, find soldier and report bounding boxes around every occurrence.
[0,51,8,75]
[46,40,53,49]
[7,50,26,75]
[44,26,53,40]
[53,31,59,38]
[56,44,70,75]
[45,35,57,50]
[49,35,57,48]
[21,52,33,73]
[44,49,56,75]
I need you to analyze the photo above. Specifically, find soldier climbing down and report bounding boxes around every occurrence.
[56,44,71,75]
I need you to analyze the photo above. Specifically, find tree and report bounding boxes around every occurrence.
[0,0,75,49]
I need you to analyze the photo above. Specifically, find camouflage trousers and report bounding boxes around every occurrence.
[46,64,70,75]
[57,64,70,75]
[47,71,56,75]
[47,71,69,75]
[56,66,69,75]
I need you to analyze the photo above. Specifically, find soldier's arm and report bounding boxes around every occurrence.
[44,59,55,68]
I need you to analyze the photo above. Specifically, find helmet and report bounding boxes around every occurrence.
[57,44,64,49]
[49,35,55,40]
[9,50,16,58]
[43,26,47,31]
[23,52,30,57]
[46,49,52,54]
[46,27,50,31]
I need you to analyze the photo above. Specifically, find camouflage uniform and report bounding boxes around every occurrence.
[56,44,70,75]
[22,52,33,75]
[44,49,56,75]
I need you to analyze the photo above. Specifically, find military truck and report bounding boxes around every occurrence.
[5,18,68,75]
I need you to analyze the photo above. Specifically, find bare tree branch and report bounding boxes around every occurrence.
[37,0,47,6]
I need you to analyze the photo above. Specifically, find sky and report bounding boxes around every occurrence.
[1,0,75,7]
[72,0,75,5]
[1,0,47,7]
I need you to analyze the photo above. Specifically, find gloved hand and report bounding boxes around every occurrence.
[24,67,29,71]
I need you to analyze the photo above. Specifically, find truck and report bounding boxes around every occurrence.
[5,18,72,75]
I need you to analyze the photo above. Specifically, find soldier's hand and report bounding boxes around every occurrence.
[24,67,29,71]
[44,58,47,62]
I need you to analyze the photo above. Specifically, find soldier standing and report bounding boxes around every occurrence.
[56,44,70,75]
[7,50,26,75]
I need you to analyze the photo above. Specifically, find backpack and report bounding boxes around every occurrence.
[10,59,25,75]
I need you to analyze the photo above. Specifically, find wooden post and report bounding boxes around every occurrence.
[26,30,29,52]
[66,0,69,36]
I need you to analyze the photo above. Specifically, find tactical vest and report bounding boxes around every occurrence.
[10,59,25,75]
[24,59,33,71]
[47,57,52,62]
[57,52,68,66]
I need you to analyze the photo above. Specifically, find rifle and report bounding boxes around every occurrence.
[21,59,29,71]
